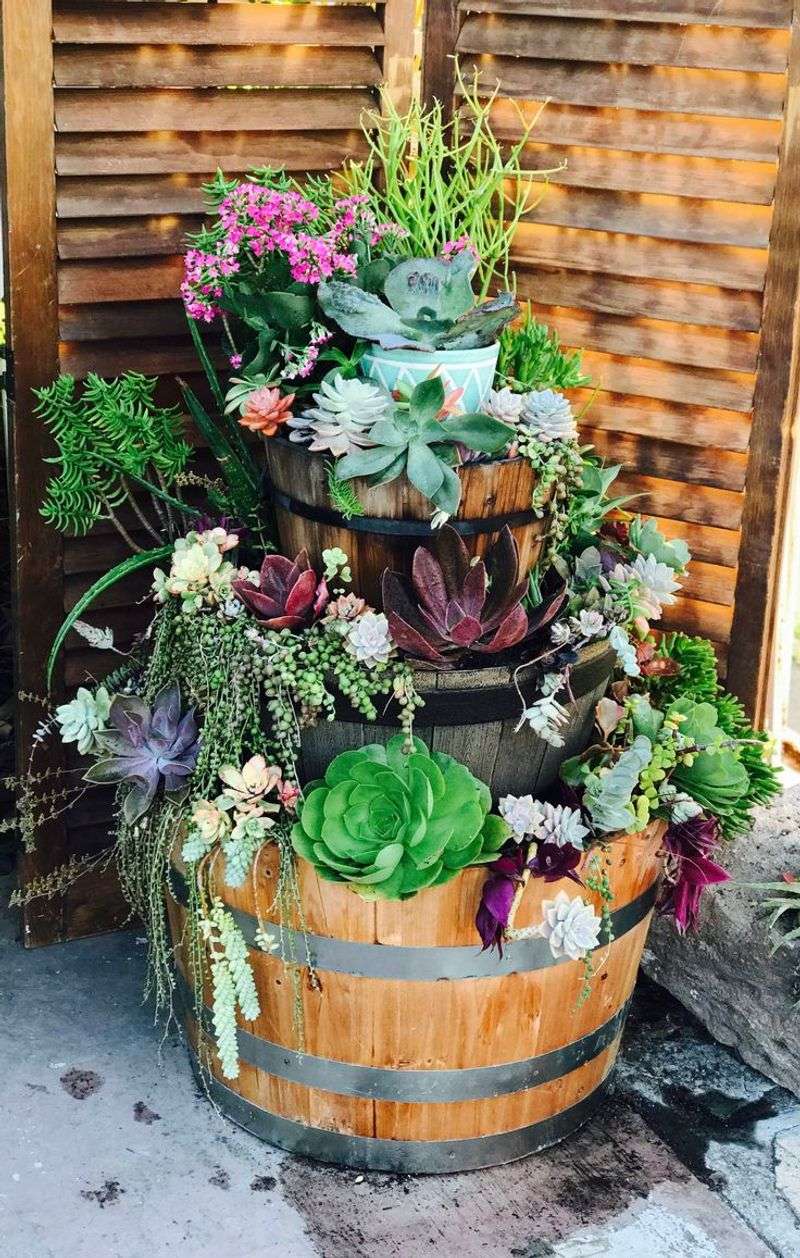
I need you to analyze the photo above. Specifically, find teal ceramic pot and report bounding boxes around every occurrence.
[360,343,501,414]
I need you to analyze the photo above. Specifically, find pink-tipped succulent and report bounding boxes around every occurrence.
[233,549,328,629]
[383,525,563,666]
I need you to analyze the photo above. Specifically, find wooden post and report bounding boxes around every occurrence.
[421,0,460,116]
[728,3,800,724]
[381,0,417,115]
[0,0,69,944]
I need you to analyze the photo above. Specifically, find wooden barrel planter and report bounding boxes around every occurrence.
[301,640,615,799]
[264,439,550,605]
[168,821,665,1173]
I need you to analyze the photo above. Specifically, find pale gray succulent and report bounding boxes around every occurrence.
[536,891,602,960]
[55,686,111,755]
[520,389,577,442]
[482,386,525,425]
[287,373,391,458]
[531,802,589,850]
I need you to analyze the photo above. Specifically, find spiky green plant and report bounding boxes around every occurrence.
[340,74,554,299]
[37,372,193,541]
[497,306,591,392]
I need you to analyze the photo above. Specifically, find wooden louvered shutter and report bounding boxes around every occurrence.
[423,0,800,719]
[2,0,414,945]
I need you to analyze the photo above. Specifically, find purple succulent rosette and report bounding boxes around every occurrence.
[232,549,328,630]
[383,524,565,667]
[84,682,200,824]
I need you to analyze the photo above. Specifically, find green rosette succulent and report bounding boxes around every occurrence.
[291,735,510,899]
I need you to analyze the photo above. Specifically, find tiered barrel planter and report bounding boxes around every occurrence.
[301,641,615,799]
[168,822,665,1173]
[264,440,550,605]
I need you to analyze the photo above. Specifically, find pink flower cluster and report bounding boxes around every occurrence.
[442,234,480,262]
[282,322,333,382]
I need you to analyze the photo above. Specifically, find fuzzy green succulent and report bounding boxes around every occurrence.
[291,735,510,899]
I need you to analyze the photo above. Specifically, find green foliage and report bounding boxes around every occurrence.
[340,76,549,299]
[326,462,365,519]
[751,878,800,956]
[179,381,267,539]
[291,734,510,899]
[319,254,517,351]
[559,458,631,558]
[652,632,782,834]
[201,899,261,1079]
[497,307,591,392]
[47,546,173,690]
[629,518,690,572]
[563,735,654,834]
[37,373,191,536]
[335,377,513,516]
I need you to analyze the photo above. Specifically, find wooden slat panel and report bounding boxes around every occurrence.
[54,3,385,47]
[578,350,755,412]
[680,560,737,607]
[59,256,182,303]
[60,300,185,340]
[522,184,772,249]
[60,337,205,379]
[458,15,790,72]
[649,516,740,568]
[57,176,208,218]
[462,57,786,119]
[54,87,377,132]
[55,129,369,176]
[575,392,750,453]
[615,472,744,530]
[513,224,768,296]
[489,100,783,162]
[54,46,383,90]
[58,216,200,259]
[532,305,760,372]
[458,1,793,28]
[661,596,733,643]
[522,144,776,205]
[586,427,748,491]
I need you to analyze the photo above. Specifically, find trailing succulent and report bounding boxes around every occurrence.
[291,735,510,898]
[383,524,565,666]
[334,377,514,516]
[319,251,517,351]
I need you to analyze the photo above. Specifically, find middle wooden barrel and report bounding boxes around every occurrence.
[300,641,615,798]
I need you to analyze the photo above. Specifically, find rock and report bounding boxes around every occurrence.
[643,786,800,1098]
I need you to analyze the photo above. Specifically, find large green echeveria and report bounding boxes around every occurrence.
[291,735,510,900]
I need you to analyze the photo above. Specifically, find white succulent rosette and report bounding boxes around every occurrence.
[531,802,589,850]
[152,529,242,612]
[520,389,578,442]
[288,373,391,457]
[55,685,111,755]
[536,891,602,960]
[498,793,544,841]
[630,553,681,620]
[482,386,525,425]
[345,611,393,666]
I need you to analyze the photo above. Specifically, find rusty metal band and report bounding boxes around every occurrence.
[177,967,628,1103]
[169,876,657,981]
[186,1049,611,1173]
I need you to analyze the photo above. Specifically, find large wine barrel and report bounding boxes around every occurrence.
[301,641,615,798]
[263,439,550,605]
[168,822,664,1173]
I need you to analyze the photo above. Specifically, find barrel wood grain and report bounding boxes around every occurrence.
[168,823,664,1167]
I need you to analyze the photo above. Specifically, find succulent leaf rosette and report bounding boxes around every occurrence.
[291,735,510,899]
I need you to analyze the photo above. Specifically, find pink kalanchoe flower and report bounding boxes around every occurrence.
[229,353,243,369]
[441,235,480,262]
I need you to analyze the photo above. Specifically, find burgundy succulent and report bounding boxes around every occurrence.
[476,838,584,954]
[383,525,564,666]
[233,549,328,629]
[659,814,730,934]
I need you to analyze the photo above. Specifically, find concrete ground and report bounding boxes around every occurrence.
[3,883,800,1258]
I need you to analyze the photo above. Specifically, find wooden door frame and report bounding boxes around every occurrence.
[0,0,73,945]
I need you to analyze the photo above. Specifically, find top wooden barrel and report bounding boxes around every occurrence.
[264,440,550,605]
